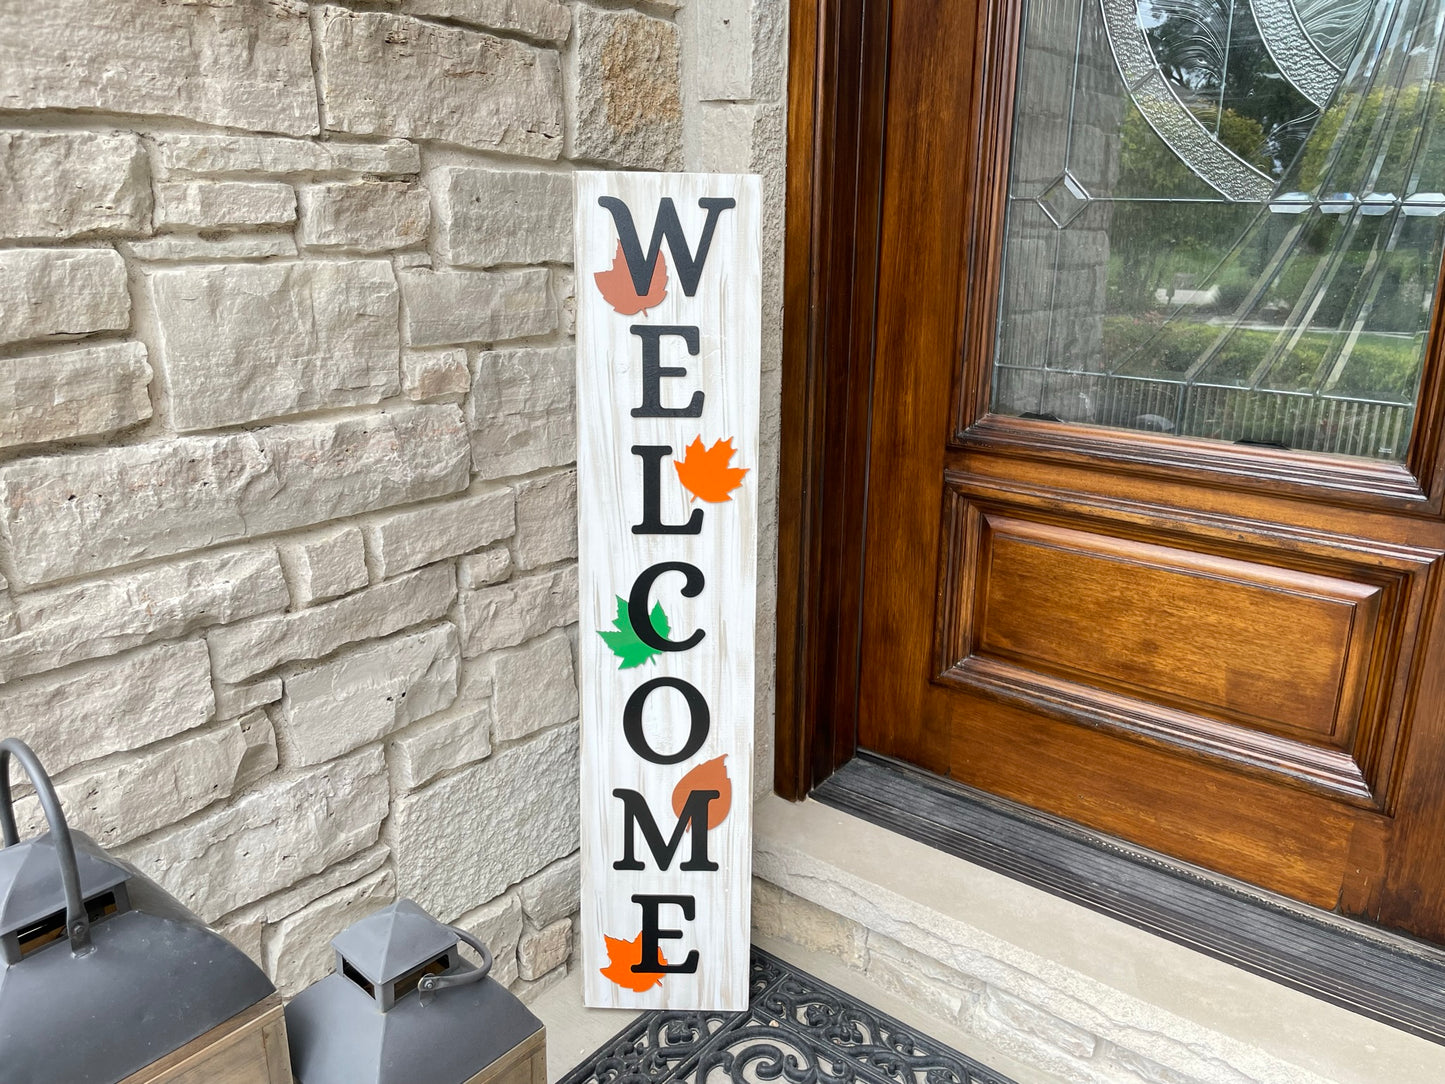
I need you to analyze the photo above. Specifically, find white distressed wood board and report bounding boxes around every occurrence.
[575,172,761,1011]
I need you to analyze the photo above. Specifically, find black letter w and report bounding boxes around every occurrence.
[598,196,737,298]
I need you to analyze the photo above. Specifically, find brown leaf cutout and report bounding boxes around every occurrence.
[672,754,732,830]
[594,242,667,315]
[600,932,668,992]
[674,437,749,503]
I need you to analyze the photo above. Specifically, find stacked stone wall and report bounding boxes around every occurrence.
[0,0,785,999]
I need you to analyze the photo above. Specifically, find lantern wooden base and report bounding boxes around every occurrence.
[119,993,292,1084]
[462,1025,546,1084]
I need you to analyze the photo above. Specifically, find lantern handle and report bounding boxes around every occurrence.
[0,738,92,956]
[417,926,493,1006]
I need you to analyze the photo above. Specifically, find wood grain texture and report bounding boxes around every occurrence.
[576,173,760,1010]
[774,0,889,800]
[461,1026,545,1084]
[849,0,1445,941]
[120,994,291,1084]
[786,0,1445,947]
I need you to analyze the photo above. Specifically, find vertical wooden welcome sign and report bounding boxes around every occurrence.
[576,173,760,1011]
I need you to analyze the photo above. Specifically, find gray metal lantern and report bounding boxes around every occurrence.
[285,898,545,1084]
[0,737,277,1083]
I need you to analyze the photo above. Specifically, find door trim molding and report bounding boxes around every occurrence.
[776,0,888,798]
[815,752,1445,1044]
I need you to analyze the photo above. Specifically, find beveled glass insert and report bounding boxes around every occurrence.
[992,0,1445,461]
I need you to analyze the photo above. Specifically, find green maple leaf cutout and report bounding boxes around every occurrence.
[598,596,670,669]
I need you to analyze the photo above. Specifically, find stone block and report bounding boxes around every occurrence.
[399,0,570,43]
[401,268,555,347]
[403,349,471,401]
[390,723,578,921]
[298,181,430,251]
[469,346,575,477]
[265,868,397,997]
[123,747,389,922]
[514,963,568,1003]
[0,0,317,135]
[209,562,457,682]
[150,135,420,178]
[554,268,576,335]
[12,720,255,849]
[123,234,299,262]
[490,631,576,743]
[0,546,287,683]
[215,677,284,721]
[750,0,787,103]
[455,893,524,987]
[571,7,682,169]
[279,624,460,766]
[149,260,400,431]
[0,131,150,240]
[0,342,152,451]
[0,404,470,588]
[979,986,1099,1060]
[685,0,753,102]
[511,470,576,570]
[432,168,573,267]
[213,845,390,948]
[518,917,571,980]
[458,545,511,588]
[153,181,297,230]
[0,589,15,639]
[279,528,369,608]
[317,8,563,159]
[364,490,515,579]
[0,641,214,776]
[516,852,579,928]
[863,932,975,1027]
[389,692,492,790]
[458,565,577,656]
[0,248,129,347]
[751,879,868,968]
[237,709,281,787]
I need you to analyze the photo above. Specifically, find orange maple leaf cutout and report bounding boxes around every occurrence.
[594,242,668,315]
[672,754,732,830]
[600,932,669,993]
[674,437,748,503]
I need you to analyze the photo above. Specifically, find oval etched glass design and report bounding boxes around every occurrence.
[993,0,1445,461]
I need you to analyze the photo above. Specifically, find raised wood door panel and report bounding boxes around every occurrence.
[935,480,1439,810]
[855,0,1445,942]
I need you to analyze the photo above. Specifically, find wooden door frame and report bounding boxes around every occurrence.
[775,0,887,800]
[774,0,1445,1039]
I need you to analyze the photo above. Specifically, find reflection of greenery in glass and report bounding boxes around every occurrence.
[1143,0,1320,173]
[1104,316,1425,399]
[1297,84,1445,193]
[992,0,1442,461]
[1108,109,1263,312]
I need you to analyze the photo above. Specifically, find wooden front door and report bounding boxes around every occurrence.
[851,0,1445,944]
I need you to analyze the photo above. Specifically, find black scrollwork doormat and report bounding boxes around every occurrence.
[557,947,1018,1084]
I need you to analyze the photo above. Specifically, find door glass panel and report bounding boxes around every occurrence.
[993,0,1445,461]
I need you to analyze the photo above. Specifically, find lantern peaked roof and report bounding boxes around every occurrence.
[285,949,545,1084]
[332,898,460,986]
[0,829,129,937]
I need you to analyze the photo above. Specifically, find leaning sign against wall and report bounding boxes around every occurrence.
[576,173,761,1010]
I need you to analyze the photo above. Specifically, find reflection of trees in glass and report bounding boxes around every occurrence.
[996,0,1443,457]
[1109,107,1264,312]
[1142,0,1321,174]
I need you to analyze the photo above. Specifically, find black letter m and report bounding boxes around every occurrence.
[598,196,736,298]
[612,788,720,871]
